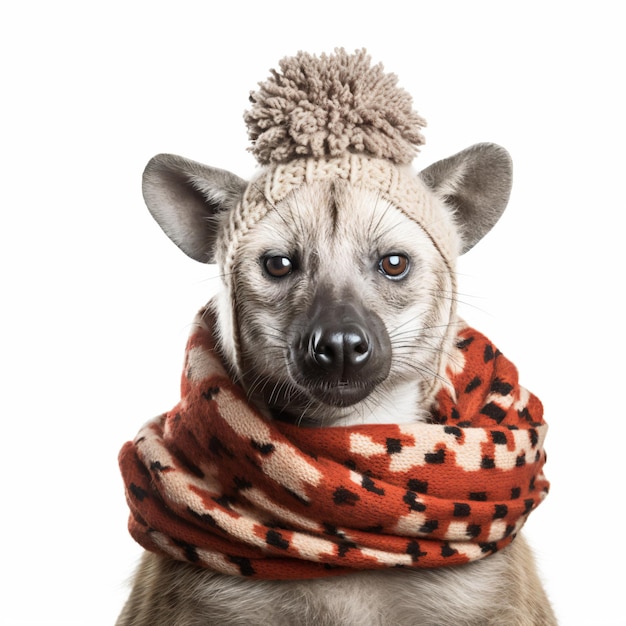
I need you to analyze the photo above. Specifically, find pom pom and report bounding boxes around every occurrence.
[245,48,426,165]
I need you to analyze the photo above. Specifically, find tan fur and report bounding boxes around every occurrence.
[120,146,556,624]
[224,184,456,427]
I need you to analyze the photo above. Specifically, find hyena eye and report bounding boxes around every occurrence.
[263,255,294,278]
[378,254,410,280]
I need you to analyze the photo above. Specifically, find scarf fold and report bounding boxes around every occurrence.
[119,306,548,580]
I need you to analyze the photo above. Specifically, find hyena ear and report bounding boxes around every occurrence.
[419,143,513,254]
[142,153,248,263]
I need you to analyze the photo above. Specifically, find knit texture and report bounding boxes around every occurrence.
[214,49,460,324]
[216,154,460,279]
[245,48,426,165]
[119,305,549,580]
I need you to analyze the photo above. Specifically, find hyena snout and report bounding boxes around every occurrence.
[289,299,392,407]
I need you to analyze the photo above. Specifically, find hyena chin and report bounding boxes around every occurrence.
[225,182,456,427]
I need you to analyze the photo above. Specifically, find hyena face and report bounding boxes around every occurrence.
[141,143,512,427]
[231,182,454,425]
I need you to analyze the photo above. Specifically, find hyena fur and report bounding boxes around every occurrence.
[117,143,556,626]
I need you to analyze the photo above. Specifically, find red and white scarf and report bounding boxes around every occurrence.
[119,306,549,579]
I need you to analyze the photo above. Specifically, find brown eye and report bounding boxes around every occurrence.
[263,255,293,278]
[378,254,409,280]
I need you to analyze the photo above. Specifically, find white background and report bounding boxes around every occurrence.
[2,2,624,624]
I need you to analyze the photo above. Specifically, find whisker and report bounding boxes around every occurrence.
[289,193,308,245]
[371,217,411,249]
[252,183,292,231]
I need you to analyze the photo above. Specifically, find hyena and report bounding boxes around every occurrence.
[118,50,555,625]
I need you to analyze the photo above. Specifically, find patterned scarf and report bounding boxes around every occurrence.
[119,306,549,580]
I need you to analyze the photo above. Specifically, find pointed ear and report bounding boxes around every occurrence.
[142,153,248,263]
[419,143,513,254]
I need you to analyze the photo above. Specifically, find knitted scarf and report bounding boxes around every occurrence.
[119,307,549,580]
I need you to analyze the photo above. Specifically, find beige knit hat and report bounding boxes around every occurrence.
[216,49,460,274]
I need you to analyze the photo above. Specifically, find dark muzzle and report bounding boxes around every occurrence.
[289,296,391,406]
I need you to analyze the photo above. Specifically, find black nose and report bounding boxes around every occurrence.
[309,323,372,377]
[288,294,392,407]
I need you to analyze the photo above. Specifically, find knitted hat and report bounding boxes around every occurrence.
[215,49,460,275]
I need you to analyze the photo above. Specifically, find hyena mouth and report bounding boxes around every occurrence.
[288,299,392,408]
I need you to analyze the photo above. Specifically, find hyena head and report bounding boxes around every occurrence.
[142,144,512,426]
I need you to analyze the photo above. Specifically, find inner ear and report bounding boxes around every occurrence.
[142,154,248,263]
[419,143,513,254]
